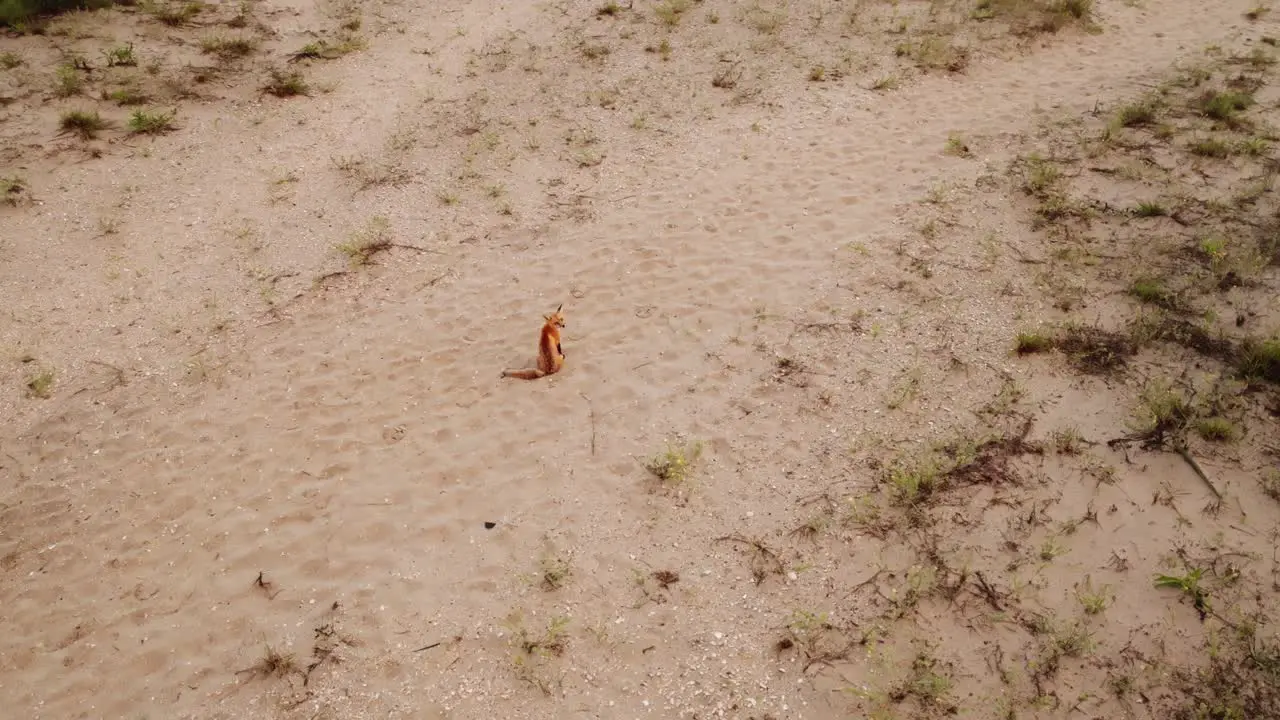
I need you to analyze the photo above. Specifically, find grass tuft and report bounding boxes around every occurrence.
[200,34,258,61]
[127,108,176,134]
[1015,331,1054,355]
[25,368,55,398]
[59,109,107,139]
[644,439,703,486]
[263,68,309,97]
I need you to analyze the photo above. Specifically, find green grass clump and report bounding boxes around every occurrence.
[291,36,366,60]
[1236,336,1280,383]
[105,86,149,105]
[53,62,82,97]
[127,108,176,134]
[1015,331,1055,354]
[1194,417,1238,442]
[263,68,309,97]
[1198,89,1254,123]
[103,42,136,67]
[141,0,202,26]
[1133,201,1167,217]
[1114,100,1158,128]
[200,34,257,61]
[653,0,691,26]
[1129,277,1170,304]
[59,109,107,139]
[1189,137,1237,158]
[2,175,28,205]
[25,368,55,398]
[2,0,112,28]
[644,439,703,486]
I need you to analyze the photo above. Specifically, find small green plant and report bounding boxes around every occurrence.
[127,108,176,134]
[1238,136,1269,155]
[1155,566,1210,618]
[1189,137,1234,158]
[25,368,55,398]
[1198,235,1229,267]
[538,553,572,591]
[1114,100,1158,128]
[0,51,21,69]
[644,439,703,486]
[944,133,971,157]
[336,216,393,266]
[1050,621,1094,657]
[1194,417,1238,442]
[1050,426,1084,454]
[103,42,136,67]
[886,458,941,506]
[581,42,610,60]
[1133,201,1167,217]
[654,0,690,26]
[808,65,826,82]
[292,36,366,60]
[1260,468,1280,500]
[596,1,621,16]
[59,109,108,139]
[1129,277,1169,304]
[1198,89,1254,123]
[1022,153,1061,197]
[1129,379,1193,437]
[53,63,83,97]
[891,652,954,706]
[1015,331,1054,354]
[870,74,899,91]
[264,68,309,97]
[1076,576,1110,615]
[200,34,258,60]
[1039,536,1066,561]
[1235,336,1280,383]
[143,0,203,26]
[2,175,27,205]
[105,85,149,105]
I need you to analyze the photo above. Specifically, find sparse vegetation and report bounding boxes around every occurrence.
[654,0,690,27]
[25,367,54,398]
[58,109,107,139]
[141,0,203,26]
[263,68,309,97]
[1261,468,1280,500]
[2,175,28,205]
[1194,416,1238,442]
[1015,331,1053,354]
[127,108,176,135]
[105,85,149,106]
[643,439,703,487]
[102,43,136,67]
[200,34,257,61]
[336,216,395,266]
[53,62,83,97]
[290,35,366,61]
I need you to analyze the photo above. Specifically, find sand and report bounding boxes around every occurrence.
[2,0,1279,718]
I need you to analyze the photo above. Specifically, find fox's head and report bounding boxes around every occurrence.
[544,303,566,329]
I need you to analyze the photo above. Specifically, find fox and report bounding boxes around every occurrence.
[501,303,566,380]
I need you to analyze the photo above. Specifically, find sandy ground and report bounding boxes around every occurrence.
[2,0,1280,718]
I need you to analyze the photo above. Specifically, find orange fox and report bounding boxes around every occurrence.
[501,304,566,380]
